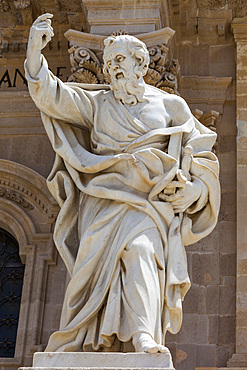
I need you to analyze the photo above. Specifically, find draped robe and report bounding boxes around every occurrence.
[25,56,220,352]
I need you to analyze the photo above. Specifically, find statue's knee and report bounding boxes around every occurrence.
[127,233,155,257]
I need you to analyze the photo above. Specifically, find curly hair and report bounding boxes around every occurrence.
[103,35,150,78]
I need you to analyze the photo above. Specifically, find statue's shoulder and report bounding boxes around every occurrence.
[64,81,109,96]
[145,84,189,110]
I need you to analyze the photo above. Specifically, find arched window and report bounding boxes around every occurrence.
[0,228,25,358]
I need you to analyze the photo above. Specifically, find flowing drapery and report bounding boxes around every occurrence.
[25,57,220,351]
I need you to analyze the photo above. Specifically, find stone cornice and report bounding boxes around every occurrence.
[180,76,232,107]
[82,0,162,7]
[64,27,175,51]
[231,16,247,42]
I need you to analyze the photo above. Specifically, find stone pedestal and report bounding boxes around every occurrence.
[196,367,247,370]
[18,352,175,370]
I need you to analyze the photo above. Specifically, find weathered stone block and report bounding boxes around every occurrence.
[220,152,236,174]
[219,285,236,315]
[209,45,235,77]
[206,285,220,314]
[220,254,236,277]
[183,284,199,314]
[219,134,236,153]
[237,242,247,260]
[180,313,199,344]
[219,173,235,193]
[219,316,236,345]
[237,310,247,327]
[192,253,219,286]
[236,328,247,354]
[209,315,219,344]
[197,344,217,367]
[176,344,197,370]
[217,344,234,367]
[219,221,236,254]
[237,258,247,275]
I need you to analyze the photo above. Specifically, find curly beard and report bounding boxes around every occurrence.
[110,65,146,106]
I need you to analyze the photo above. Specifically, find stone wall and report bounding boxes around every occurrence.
[0,1,245,369]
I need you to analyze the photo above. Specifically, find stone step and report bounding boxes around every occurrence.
[196,368,247,370]
[19,367,173,370]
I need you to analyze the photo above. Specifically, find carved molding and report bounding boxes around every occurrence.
[66,28,180,94]
[179,75,232,112]
[0,187,34,210]
[0,160,59,367]
[68,46,106,84]
[0,179,51,216]
[145,45,180,94]
[13,0,30,9]
[192,109,219,132]
[192,109,219,151]
[0,0,10,12]
[0,159,59,222]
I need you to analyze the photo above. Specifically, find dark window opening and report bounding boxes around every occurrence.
[0,228,25,358]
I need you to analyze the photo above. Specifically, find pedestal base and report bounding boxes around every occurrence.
[196,367,247,370]
[18,352,175,370]
[227,353,247,367]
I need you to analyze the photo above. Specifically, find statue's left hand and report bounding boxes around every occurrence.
[159,179,202,213]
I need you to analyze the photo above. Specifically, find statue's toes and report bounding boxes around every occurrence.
[158,344,170,353]
[144,344,159,354]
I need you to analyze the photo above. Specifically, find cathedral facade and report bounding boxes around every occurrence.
[0,1,246,369]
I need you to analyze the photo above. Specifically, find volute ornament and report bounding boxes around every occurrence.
[67,38,180,93]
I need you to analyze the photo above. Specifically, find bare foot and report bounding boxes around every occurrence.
[157,344,170,353]
[132,332,170,354]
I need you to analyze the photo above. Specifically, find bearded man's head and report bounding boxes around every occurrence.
[103,35,150,105]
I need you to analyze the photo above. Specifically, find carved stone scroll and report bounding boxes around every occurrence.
[0,187,34,210]
[68,46,107,84]
[144,45,180,94]
[192,109,219,132]
[192,109,219,151]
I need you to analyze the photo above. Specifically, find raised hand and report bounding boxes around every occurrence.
[28,13,54,52]
[26,14,54,78]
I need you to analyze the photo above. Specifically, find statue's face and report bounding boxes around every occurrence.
[105,46,136,82]
[104,41,146,105]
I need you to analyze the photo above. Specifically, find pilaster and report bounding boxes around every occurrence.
[228,16,247,368]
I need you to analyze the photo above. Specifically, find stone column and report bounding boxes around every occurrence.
[228,16,247,368]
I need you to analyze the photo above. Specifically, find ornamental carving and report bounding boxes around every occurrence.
[145,45,180,94]
[0,187,34,210]
[67,44,180,94]
[0,0,10,12]
[192,109,219,151]
[68,46,107,84]
[13,0,31,9]
[192,109,219,132]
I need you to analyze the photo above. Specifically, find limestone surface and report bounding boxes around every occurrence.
[32,352,174,368]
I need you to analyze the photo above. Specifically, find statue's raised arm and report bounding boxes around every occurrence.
[25,14,95,128]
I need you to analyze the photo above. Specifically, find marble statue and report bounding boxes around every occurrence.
[25,14,220,354]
